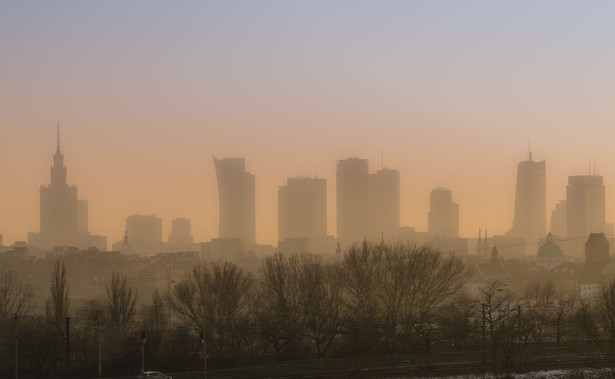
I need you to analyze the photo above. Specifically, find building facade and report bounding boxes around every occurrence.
[278,177,327,243]
[369,168,400,241]
[28,127,106,251]
[508,152,546,244]
[567,175,605,239]
[213,156,256,245]
[125,214,163,253]
[428,187,459,238]
[169,217,193,244]
[336,158,369,248]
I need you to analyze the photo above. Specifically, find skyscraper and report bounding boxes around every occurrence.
[550,200,567,238]
[39,127,79,246]
[336,158,369,247]
[507,152,546,243]
[567,174,605,239]
[369,168,400,240]
[28,126,106,250]
[428,187,459,238]
[213,157,256,245]
[278,177,327,243]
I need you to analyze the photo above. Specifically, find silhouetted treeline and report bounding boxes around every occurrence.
[3,243,615,378]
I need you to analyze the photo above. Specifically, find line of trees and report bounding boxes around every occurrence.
[4,242,615,377]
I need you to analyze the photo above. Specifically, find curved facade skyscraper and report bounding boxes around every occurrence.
[213,156,255,245]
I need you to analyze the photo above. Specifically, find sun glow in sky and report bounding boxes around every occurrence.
[2,1,615,246]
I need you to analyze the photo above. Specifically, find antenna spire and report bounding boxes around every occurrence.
[56,121,60,151]
[381,147,384,170]
[528,135,532,161]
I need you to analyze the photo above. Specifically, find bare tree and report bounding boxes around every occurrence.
[105,271,138,334]
[338,241,384,355]
[0,265,32,323]
[375,244,410,353]
[46,260,69,323]
[437,292,479,350]
[406,247,473,353]
[522,280,557,343]
[478,281,518,369]
[586,280,615,376]
[171,261,255,362]
[297,253,342,359]
[257,253,304,360]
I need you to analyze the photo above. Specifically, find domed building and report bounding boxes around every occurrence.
[536,233,570,270]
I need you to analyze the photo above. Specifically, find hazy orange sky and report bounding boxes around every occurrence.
[2,1,615,246]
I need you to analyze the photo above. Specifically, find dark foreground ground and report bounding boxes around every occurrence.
[3,345,610,378]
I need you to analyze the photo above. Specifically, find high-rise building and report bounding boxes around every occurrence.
[169,217,193,244]
[278,177,327,243]
[507,152,546,244]
[428,187,459,238]
[28,126,106,250]
[567,175,605,239]
[550,200,567,238]
[336,158,369,247]
[213,157,256,245]
[126,214,163,253]
[369,168,400,240]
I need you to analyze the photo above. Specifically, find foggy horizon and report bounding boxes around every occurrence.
[2,1,615,247]
[6,2,615,378]
[1,129,612,247]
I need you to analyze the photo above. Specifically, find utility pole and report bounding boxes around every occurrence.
[518,305,523,372]
[168,280,175,337]
[199,331,207,379]
[141,331,147,373]
[65,317,70,379]
[14,314,18,379]
[94,320,101,378]
[98,338,102,378]
[481,303,485,370]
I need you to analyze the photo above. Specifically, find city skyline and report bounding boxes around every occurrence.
[2,128,613,248]
[3,2,615,246]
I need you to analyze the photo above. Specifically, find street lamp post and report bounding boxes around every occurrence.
[168,280,175,337]
[141,331,146,373]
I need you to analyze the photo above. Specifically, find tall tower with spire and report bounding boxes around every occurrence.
[28,125,107,250]
[39,124,79,247]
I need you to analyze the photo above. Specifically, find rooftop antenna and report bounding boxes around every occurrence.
[589,162,592,176]
[527,134,532,161]
[381,146,384,170]
[594,156,597,176]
